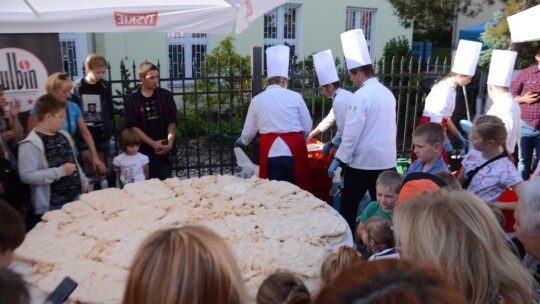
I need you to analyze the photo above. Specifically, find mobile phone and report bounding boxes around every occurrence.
[45,276,78,304]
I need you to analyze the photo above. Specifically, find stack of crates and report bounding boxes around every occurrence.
[306,139,333,204]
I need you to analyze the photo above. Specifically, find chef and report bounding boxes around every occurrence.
[309,49,354,157]
[328,29,397,234]
[416,39,482,162]
[236,45,312,191]
[486,50,521,156]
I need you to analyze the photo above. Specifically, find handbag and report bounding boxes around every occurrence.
[463,154,506,189]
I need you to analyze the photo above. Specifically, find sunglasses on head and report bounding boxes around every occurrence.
[58,73,69,80]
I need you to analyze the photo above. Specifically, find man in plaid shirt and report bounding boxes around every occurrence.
[511,48,540,180]
[125,62,177,180]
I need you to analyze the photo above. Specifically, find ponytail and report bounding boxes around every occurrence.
[501,144,511,159]
[284,284,311,304]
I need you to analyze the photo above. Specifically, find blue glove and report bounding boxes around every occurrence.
[459,119,473,133]
[235,137,245,147]
[456,133,469,148]
[328,159,341,178]
[333,136,342,146]
[322,143,332,157]
[444,141,454,154]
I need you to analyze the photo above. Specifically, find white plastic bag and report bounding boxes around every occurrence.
[233,147,259,179]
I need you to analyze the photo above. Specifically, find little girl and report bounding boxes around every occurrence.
[320,245,362,287]
[256,272,310,304]
[364,217,399,261]
[113,128,149,186]
[458,115,522,203]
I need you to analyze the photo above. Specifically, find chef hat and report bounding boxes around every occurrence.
[451,40,483,76]
[313,50,339,86]
[340,29,372,70]
[487,50,517,87]
[266,45,290,78]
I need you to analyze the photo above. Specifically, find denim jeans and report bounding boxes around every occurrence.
[518,121,540,180]
[148,153,173,180]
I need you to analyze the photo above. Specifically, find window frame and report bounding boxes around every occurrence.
[345,7,377,60]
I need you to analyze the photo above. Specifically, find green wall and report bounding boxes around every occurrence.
[212,0,413,60]
[95,0,412,76]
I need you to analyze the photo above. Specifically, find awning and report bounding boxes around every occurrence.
[459,23,487,43]
[0,0,287,34]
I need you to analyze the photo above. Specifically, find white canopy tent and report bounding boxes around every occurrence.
[0,0,287,34]
[507,4,540,43]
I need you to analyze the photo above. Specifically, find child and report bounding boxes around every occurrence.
[256,272,311,304]
[113,128,149,186]
[123,226,249,304]
[18,93,89,227]
[0,268,30,304]
[320,246,362,287]
[364,217,399,261]
[457,115,522,203]
[356,171,401,242]
[406,122,449,177]
[26,73,107,187]
[413,40,482,163]
[0,199,25,267]
[73,54,114,189]
[434,171,461,190]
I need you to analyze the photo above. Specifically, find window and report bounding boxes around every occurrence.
[59,33,88,78]
[264,4,301,62]
[167,32,209,79]
[345,7,377,59]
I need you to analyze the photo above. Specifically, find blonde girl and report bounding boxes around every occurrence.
[457,115,522,203]
[314,259,467,304]
[123,226,249,304]
[26,72,107,177]
[415,72,472,163]
[320,245,362,287]
[394,189,536,304]
[414,40,482,163]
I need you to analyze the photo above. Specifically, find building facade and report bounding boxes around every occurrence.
[60,0,411,81]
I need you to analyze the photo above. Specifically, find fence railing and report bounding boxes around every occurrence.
[96,50,483,178]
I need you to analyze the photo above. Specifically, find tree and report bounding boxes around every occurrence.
[387,0,498,31]
[179,37,251,138]
[479,0,540,69]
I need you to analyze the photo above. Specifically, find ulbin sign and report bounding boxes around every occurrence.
[0,47,48,112]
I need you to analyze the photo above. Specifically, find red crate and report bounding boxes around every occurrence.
[499,189,518,233]
[306,138,333,204]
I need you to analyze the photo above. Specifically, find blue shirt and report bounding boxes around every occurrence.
[405,155,449,177]
[30,101,82,137]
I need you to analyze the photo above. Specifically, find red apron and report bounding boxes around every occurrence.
[259,132,311,191]
[411,116,449,164]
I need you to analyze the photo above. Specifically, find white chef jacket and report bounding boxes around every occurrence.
[335,78,397,170]
[241,85,312,156]
[315,88,353,142]
[486,92,521,154]
[422,77,457,120]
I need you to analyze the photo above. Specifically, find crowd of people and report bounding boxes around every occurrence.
[0,26,540,303]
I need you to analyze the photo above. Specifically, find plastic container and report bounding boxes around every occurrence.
[306,138,333,204]
[498,189,518,233]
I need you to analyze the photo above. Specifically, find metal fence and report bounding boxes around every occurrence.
[101,48,484,178]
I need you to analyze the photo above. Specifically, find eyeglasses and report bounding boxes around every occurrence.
[58,73,69,80]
